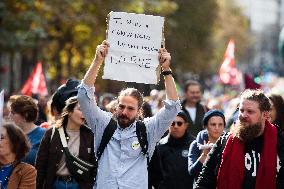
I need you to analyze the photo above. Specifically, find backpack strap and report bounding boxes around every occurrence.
[97,118,117,160]
[136,121,149,165]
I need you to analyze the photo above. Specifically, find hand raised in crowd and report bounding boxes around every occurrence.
[198,140,212,164]
[158,48,171,71]
[94,40,109,65]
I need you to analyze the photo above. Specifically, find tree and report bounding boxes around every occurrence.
[0,0,46,93]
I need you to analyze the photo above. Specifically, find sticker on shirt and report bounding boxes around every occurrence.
[131,141,140,150]
[182,150,189,157]
[87,148,91,154]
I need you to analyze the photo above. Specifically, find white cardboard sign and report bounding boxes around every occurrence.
[103,12,164,84]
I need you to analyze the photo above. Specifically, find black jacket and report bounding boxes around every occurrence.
[35,125,95,189]
[181,100,207,137]
[195,128,284,189]
[148,133,195,189]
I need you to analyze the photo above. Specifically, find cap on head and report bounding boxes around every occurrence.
[51,78,80,114]
[203,109,225,127]
[177,111,189,123]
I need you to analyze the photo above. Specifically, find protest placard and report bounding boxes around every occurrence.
[103,11,164,84]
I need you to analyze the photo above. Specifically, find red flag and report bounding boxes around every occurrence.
[219,39,242,85]
[21,62,48,96]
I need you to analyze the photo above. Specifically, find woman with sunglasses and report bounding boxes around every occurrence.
[188,109,225,182]
[148,111,195,189]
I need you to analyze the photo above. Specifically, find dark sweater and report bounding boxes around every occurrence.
[149,133,195,189]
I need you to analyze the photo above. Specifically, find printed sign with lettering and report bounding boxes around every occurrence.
[103,11,164,84]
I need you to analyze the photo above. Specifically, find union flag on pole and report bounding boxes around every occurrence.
[21,62,48,96]
[219,39,242,85]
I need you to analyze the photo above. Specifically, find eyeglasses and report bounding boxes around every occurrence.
[171,121,184,127]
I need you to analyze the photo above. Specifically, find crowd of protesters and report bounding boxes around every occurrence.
[0,40,284,189]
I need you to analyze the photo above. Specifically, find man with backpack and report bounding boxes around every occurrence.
[77,40,180,189]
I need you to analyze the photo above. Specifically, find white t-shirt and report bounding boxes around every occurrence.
[185,106,197,123]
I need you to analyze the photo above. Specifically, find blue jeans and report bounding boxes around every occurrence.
[53,178,80,189]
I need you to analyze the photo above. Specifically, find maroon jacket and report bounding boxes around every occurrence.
[35,125,95,189]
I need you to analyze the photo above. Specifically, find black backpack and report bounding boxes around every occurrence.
[96,118,149,162]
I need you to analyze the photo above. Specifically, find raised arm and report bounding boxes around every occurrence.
[146,49,181,158]
[78,40,112,150]
[158,48,178,101]
[83,40,109,87]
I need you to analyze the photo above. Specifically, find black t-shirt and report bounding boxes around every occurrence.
[243,135,264,189]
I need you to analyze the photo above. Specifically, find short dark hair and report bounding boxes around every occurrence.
[240,89,271,112]
[184,80,201,93]
[177,111,189,124]
[9,95,38,122]
[203,109,226,127]
[3,122,31,161]
[118,88,144,109]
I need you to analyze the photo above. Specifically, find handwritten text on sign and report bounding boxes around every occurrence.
[103,12,164,84]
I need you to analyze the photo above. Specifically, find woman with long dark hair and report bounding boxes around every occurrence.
[36,97,95,189]
[268,94,284,130]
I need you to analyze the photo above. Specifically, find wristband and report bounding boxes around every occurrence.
[161,70,172,76]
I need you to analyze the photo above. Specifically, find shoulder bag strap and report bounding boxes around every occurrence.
[58,127,68,148]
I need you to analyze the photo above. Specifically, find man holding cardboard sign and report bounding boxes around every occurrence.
[78,37,180,188]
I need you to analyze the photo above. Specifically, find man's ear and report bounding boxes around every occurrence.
[137,108,143,119]
[263,111,270,120]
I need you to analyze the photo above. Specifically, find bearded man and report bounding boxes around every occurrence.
[195,89,284,189]
[78,40,180,189]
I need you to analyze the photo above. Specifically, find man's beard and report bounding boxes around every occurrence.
[116,113,136,128]
[231,119,262,143]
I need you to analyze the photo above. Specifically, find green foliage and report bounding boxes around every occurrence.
[166,0,218,78]
[0,0,45,51]
[0,0,250,93]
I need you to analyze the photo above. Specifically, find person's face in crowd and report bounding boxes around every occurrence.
[235,99,266,142]
[270,103,276,122]
[38,95,47,108]
[116,96,139,128]
[68,104,85,127]
[0,127,13,159]
[186,85,201,105]
[9,110,25,127]
[206,116,224,141]
[169,116,188,139]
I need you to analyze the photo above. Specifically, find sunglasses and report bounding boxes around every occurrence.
[171,121,184,127]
